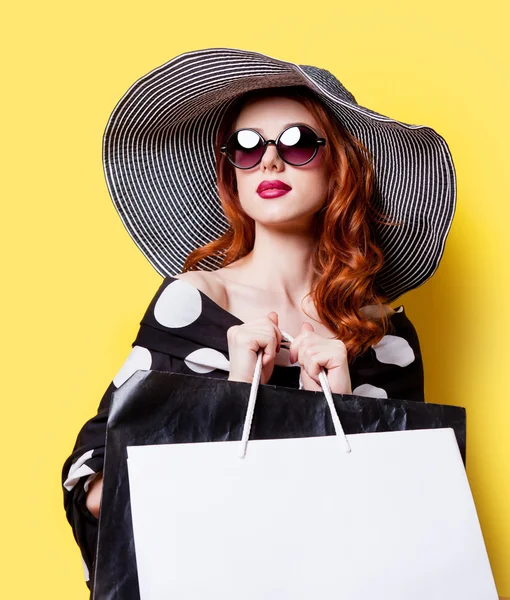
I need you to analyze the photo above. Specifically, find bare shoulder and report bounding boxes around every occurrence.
[173,271,228,309]
[360,303,396,320]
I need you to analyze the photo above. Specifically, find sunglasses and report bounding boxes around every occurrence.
[220,124,326,169]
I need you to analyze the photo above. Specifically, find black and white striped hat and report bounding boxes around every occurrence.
[103,47,456,302]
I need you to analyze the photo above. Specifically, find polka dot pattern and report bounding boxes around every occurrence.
[81,552,90,582]
[63,449,95,492]
[84,472,101,494]
[113,346,153,388]
[184,348,230,374]
[62,277,426,591]
[352,383,389,399]
[372,335,415,367]
[154,279,202,328]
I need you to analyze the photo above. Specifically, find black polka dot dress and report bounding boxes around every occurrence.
[62,276,425,590]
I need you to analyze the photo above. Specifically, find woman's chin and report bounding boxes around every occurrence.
[253,213,316,232]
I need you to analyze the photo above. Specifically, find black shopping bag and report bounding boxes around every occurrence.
[91,370,468,599]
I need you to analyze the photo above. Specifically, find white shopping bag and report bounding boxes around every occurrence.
[126,350,498,600]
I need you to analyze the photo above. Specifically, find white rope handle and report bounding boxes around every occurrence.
[239,330,352,458]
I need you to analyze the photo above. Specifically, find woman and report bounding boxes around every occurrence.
[62,48,455,591]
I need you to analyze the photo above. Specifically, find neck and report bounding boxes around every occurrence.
[229,222,318,306]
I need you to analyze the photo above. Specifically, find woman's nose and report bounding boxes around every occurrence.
[260,143,284,171]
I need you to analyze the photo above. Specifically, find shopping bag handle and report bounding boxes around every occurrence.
[239,330,352,458]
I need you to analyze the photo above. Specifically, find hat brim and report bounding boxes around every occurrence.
[103,47,456,302]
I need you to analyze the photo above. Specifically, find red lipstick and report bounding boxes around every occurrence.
[256,179,292,199]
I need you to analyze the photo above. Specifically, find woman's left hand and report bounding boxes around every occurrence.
[288,323,352,394]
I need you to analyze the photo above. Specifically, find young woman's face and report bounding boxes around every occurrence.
[232,95,329,232]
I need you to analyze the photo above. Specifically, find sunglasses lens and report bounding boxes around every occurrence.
[278,125,318,165]
[227,129,264,168]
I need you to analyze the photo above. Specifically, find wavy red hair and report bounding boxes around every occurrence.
[183,86,401,362]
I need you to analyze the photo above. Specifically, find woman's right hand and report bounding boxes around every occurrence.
[85,472,103,519]
[227,312,283,385]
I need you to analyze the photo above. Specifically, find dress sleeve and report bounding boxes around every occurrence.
[61,277,184,590]
[61,345,176,590]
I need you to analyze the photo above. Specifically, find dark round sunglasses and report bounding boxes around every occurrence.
[220,124,326,169]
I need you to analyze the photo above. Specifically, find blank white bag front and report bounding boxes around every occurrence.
[126,427,498,600]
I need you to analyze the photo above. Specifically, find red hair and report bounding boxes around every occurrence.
[183,86,400,362]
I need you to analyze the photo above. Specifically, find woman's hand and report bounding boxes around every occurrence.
[85,472,103,520]
[289,322,352,394]
[227,312,283,385]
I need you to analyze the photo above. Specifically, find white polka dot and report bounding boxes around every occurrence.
[184,348,230,373]
[372,335,415,367]
[63,449,95,491]
[352,383,388,398]
[154,280,202,328]
[84,472,101,493]
[81,552,90,582]
[113,345,152,388]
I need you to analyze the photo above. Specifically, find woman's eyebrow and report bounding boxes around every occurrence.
[248,122,310,135]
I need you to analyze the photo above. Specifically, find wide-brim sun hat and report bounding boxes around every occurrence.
[102,47,456,303]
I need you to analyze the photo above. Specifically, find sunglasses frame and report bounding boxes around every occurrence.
[220,123,326,169]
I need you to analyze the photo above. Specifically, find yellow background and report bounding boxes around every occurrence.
[2,0,509,597]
